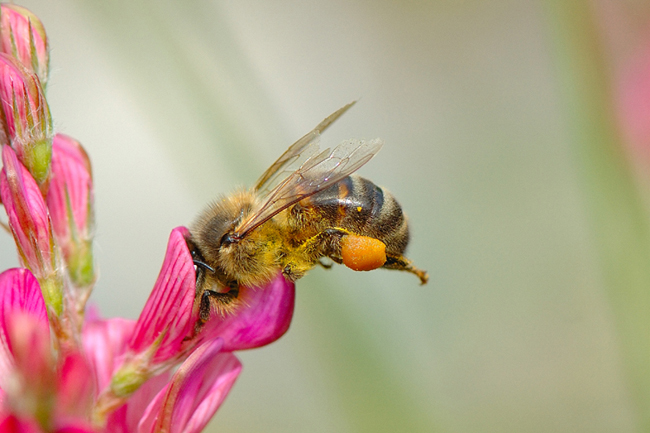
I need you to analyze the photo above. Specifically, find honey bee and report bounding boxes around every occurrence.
[188,102,428,323]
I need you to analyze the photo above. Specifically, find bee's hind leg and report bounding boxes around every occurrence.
[282,228,349,280]
[384,254,429,285]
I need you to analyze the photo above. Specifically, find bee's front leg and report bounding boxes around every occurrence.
[197,287,240,324]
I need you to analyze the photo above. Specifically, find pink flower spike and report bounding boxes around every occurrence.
[46,134,95,289]
[0,53,52,189]
[139,338,241,433]
[127,227,197,364]
[0,4,49,87]
[200,272,295,351]
[0,145,62,315]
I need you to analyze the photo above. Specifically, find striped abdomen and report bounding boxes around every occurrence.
[301,174,410,255]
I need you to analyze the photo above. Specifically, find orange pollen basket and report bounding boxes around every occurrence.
[341,234,387,271]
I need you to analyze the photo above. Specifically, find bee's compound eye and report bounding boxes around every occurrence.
[220,233,237,247]
[341,235,387,271]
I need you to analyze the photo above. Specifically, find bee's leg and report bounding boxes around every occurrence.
[196,288,240,326]
[283,228,349,280]
[384,254,429,285]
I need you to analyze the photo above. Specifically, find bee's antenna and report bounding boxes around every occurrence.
[193,260,215,273]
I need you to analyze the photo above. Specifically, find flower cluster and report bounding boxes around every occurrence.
[0,4,295,432]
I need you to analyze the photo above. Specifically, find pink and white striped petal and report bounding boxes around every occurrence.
[128,227,196,364]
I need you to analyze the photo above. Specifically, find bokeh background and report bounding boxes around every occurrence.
[3,1,650,432]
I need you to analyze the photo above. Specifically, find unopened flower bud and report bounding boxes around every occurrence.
[0,54,52,192]
[0,4,49,87]
[0,145,62,315]
[46,134,95,290]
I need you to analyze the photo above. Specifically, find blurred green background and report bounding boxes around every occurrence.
[3,0,650,431]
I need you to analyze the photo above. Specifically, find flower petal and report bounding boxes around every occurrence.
[54,425,99,433]
[200,272,295,351]
[0,269,47,403]
[138,338,241,433]
[105,372,170,433]
[0,414,43,433]
[0,268,47,324]
[82,316,135,393]
[56,350,94,421]
[5,311,54,399]
[128,227,196,364]
[0,268,47,354]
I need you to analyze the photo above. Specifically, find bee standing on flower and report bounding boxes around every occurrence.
[189,102,428,322]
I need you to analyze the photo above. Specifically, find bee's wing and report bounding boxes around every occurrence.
[254,101,357,192]
[236,137,383,237]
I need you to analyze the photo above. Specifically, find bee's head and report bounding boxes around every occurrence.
[190,191,254,263]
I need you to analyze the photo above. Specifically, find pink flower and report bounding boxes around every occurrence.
[0,4,297,432]
[90,229,295,427]
[1,132,277,429]
[0,268,95,432]
[0,233,295,431]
